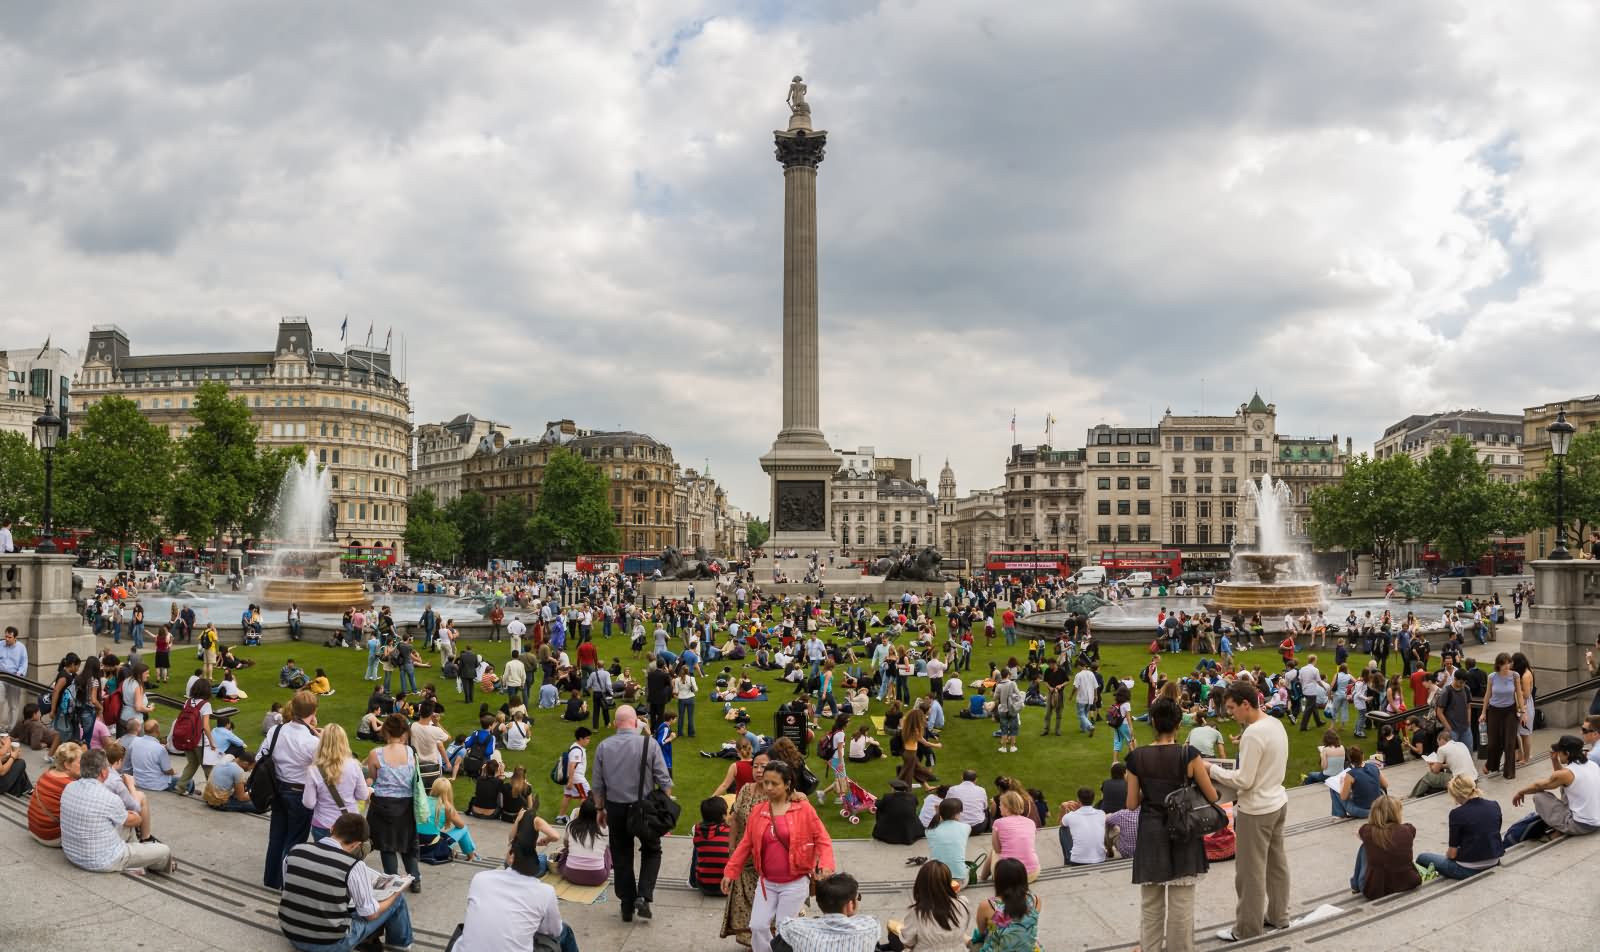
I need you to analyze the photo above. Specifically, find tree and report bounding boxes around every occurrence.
[747,517,770,551]
[55,396,173,567]
[0,431,42,530]
[526,448,620,557]
[404,489,462,564]
[489,496,536,564]
[446,491,494,568]
[1521,429,1600,547]
[168,381,283,569]
[1414,437,1505,565]
[1308,452,1421,570]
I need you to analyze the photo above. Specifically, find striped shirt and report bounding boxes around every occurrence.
[777,913,881,952]
[278,839,372,946]
[60,778,131,872]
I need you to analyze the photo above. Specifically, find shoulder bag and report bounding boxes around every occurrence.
[245,724,284,812]
[1162,744,1228,842]
[626,736,681,839]
[409,745,431,824]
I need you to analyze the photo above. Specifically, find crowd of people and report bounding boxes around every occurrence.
[6,561,1598,952]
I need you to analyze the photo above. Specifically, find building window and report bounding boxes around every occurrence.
[1195,437,1214,451]
[1171,524,1186,544]
[1097,525,1112,543]
[1223,437,1234,451]
[1117,452,1130,463]
[1117,476,1130,490]
[1136,476,1150,490]
[1171,500,1186,519]
[1137,500,1150,515]
[1117,524,1131,542]
[1195,479,1212,494]
[1197,501,1211,518]
[1170,437,1184,450]
[332,450,340,464]
[1117,500,1130,515]
[1250,460,1267,474]
[1171,458,1184,473]
[1170,478,1186,494]
[1222,478,1237,494]
[1097,452,1111,463]
[1021,476,1032,489]
[1223,500,1236,518]
[1254,439,1263,451]
[1136,525,1151,542]
[1195,458,1212,473]
[1137,452,1150,463]
[1222,458,1234,473]
[1097,500,1110,515]
[1096,477,1111,490]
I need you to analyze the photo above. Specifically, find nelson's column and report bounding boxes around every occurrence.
[760,76,840,556]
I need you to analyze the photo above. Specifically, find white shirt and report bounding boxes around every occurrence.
[269,721,322,786]
[0,525,13,552]
[1073,669,1099,706]
[1062,806,1108,864]
[1431,740,1477,782]
[948,780,989,826]
[926,658,947,681]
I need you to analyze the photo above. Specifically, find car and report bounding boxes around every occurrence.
[1392,568,1428,582]
[1121,571,1155,586]
[1442,565,1474,578]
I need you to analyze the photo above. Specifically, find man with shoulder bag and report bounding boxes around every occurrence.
[591,705,675,923]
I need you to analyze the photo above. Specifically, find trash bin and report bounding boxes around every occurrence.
[1460,578,1472,596]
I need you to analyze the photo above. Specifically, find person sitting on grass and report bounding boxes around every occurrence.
[279,659,308,690]
[561,689,589,723]
[307,668,335,696]
[357,702,384,742]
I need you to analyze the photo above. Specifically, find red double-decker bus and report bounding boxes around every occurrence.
[1097,548,1183,581]
[984,550,1073,576]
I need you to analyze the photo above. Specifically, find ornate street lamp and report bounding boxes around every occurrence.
[1548,408,1577,560]
[33,400,61,554]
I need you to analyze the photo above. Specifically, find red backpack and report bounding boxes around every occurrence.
[172,698,205,752]
[102,683,124,726]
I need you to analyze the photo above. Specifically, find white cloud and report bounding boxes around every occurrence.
[1,0,1597,526]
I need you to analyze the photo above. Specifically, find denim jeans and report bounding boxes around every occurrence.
[288,894,413,952]
[365,656,379,680]
[678,697,696,737]
[1350,845,1366,892]
[1330,791,1370,819]
[264,788,314,888]
[1415,851,1492,880]
[131,623,145,649]
[1077,703,1095,734]
[400,665,417,694]
[112,621,122,643]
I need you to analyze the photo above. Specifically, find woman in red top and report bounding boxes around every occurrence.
[721,761,835,952]
[28,742,83,846]
[711,738,757,797]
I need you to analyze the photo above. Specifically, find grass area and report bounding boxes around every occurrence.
[204,608,1385,838]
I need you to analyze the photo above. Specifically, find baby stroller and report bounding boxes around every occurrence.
[838,779,877,824]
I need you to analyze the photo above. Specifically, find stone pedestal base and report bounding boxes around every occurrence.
[0,553,95,684]
[1522,560,1600,730]
[760,438,840,558]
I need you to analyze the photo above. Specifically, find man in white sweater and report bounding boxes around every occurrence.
[1208,679,1290,942]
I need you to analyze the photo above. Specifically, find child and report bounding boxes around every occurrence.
[690,797,731,896]
[101,740,153,842]
[654,711,678,775]
[1334,637,1350,668]
[261,701,284,737]
[556,727,593,821]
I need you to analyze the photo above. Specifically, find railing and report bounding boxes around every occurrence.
[1365,673,1600,731]
[0,671,239,720]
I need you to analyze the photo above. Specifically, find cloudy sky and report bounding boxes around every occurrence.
[4,1,1598,517]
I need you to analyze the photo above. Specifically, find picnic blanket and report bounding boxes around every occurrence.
[541,873,609,905]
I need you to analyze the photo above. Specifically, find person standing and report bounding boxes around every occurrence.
[1481,652,1525,780]
[993,669,1022,755]
[263,691,323,890]
[673,663,698,739]
[721,761,835,952]
[645,660,672,733]
[1207,680,1290,942]
[592,705,673,922]
[1073,661,1099,737]
[1041,658,1069,737]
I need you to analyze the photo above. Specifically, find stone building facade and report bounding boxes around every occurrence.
[461,419,678,553]
[1523,397,1600,558]
[1,345,78,441]
[1376,410,1524,485]
[1082,424,1163,563]
[1002,444,1085,558]
[830,446,939,559]
[72,321,412,559]
[1272,435,1352,544]
[412,414,510,505]
[674,468,748,561]
[1157,394,1278,574]
[946,486,1006,571]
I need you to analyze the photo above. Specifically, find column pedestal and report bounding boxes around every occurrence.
[1522,560,1600,730]
[0,553,94,684]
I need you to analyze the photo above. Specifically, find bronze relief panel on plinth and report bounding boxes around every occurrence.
[775,480,827,532]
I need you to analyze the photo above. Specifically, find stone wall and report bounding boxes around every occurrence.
[1521,560,1600,729]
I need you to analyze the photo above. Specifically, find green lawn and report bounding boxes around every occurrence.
[210,609,1380,837]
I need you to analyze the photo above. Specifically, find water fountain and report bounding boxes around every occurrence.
[1208,472,1326,617]
[257,453,368,611]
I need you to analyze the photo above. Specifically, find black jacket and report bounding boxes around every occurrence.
[646,668,672,705]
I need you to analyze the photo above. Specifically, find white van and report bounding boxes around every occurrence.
[1121,571,1155,586]
[1069,565,1107,586]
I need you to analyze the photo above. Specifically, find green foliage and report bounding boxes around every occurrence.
[0,431,42,529]
[747,516,770,550]
[404,489,462,564]
[489,496,535,564]
[1522,429,1600,544]
[1308,452,1420,568]
[55,396,172,566]
[445,491,494,567]
[526,447,620,557]
[1414,438,1505,564]
[167,381,290,565]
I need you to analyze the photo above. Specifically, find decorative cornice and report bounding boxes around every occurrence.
[774,130,827,169]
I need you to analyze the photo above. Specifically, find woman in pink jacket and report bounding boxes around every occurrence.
[722,761,836,952]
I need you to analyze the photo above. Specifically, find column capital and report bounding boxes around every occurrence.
[774,129,827,169]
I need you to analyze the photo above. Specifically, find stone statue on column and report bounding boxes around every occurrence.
[787,76,810,117]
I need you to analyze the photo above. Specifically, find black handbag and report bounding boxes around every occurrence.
[625,735,681,839]
[246,724,283,812]
[1162,744,1227,842]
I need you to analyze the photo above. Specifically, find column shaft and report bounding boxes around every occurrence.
[782,165,820,436]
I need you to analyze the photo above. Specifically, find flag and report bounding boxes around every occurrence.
[340,316,347,341]
[365,322,373,348]
[384,327,392,352]
[1010,410,1016,436]
[36,335,50,359]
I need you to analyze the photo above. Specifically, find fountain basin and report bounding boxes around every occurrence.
[1207,581,1325,617]
[259,577,370,612]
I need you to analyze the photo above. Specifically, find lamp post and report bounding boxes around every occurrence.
[33,400,61,554]
[1548,408,1576,560]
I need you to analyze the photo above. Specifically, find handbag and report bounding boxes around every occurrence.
[246,724,284,812]
[409,747,431,824]
[625,735,681,839]
[1162,745,1227,842]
